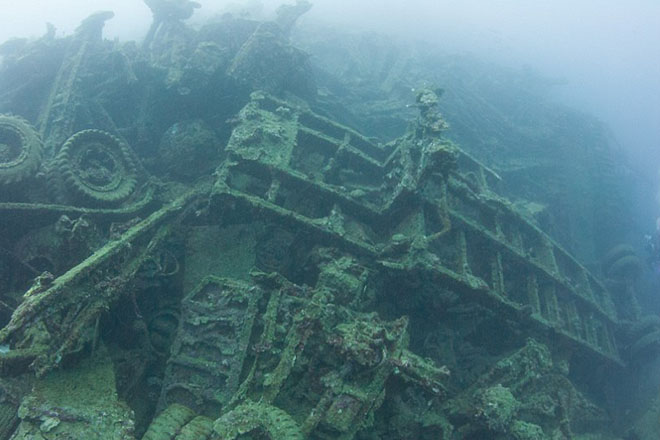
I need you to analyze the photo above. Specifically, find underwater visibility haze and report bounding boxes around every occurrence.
[0,1,659,439]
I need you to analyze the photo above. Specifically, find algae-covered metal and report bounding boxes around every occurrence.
[217,91,622,367]
[0,3,655,440]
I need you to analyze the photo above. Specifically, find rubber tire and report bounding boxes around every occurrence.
[0,114,43,185]
[55,129,138,206]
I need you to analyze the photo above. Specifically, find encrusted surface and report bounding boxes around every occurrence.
[0,4,654,440]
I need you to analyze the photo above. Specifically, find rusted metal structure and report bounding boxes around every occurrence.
[0,3,657,440]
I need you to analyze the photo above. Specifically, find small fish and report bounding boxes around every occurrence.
[0,344,9,354]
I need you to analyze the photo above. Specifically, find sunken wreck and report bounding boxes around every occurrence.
[0,1,659,439]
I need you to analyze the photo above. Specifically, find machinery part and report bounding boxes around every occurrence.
[0,400,19,440]
[142,404,214,440]
[142,403,196,440]
[158,277,262,414]
[607,254,643,279]
[176,416,214,440]
[156,120,220,182]
[0,114,42,185]
[147,309,180,356]
[55,129,138,206]
[629,329,660,360]
[602,244,637,277]
[213,400,304,440]
[0,189,203,377]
